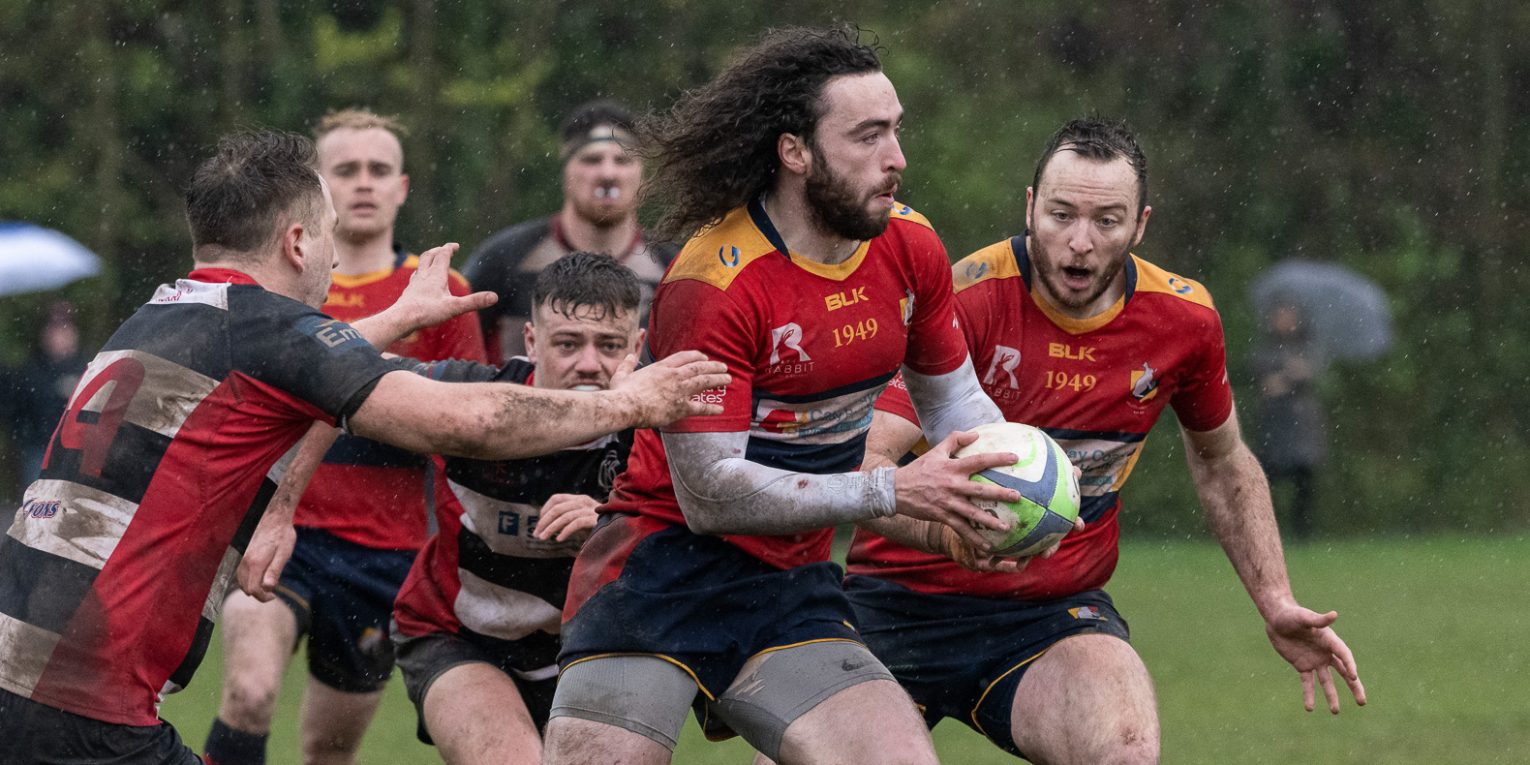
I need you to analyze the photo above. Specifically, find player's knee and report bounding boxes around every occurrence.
[219,672,281,728]
[300,729,363,765]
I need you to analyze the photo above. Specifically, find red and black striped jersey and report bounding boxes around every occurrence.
[293,247,486,551]
[597,199,968,571]
[391,358,630,667]
[848,236,1235,600]
[0,269,395,726]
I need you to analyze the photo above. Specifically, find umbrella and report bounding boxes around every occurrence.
[1249,260,1393,363]
[0,221,104,297]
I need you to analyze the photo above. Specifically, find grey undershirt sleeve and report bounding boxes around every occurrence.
[901,355,1004,446]
[662,430,897,536]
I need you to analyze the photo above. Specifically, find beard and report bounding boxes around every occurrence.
[804,158,897,242]
[1029,235,1130,313]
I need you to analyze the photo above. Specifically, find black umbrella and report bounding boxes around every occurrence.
[1249,260,1393,364]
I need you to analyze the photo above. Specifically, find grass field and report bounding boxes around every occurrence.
[161,534,1530,763]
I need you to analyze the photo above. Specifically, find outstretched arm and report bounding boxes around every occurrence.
[349,350,730,461]
[1182,410,1366,713]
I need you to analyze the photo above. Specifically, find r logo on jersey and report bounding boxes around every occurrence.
[769,322,811,365]
[983,344,1021,389]
[1130,362,1160,402]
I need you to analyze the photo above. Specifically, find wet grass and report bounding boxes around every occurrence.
[160,534,1528,763]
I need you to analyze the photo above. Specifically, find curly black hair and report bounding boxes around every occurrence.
[639,26,883,243]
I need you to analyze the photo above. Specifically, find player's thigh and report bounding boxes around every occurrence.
[217,590,300,717]
[423,663,541,765]
[544,655,699,765]
[774,678,935,765]
[298,675,385,762]
[718,641,935,765]
[1009,633,1159,765]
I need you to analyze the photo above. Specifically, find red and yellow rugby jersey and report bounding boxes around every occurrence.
[291,247,486,551]
[0,269,395,725]
[597,199,967,571]
[848,235,1234,600]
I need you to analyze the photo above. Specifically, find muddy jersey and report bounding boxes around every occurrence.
[293,246,486,551]
[392,358,631,645]
[0,269,394,726]
[589,198,968,573]
[848,236,1234,600]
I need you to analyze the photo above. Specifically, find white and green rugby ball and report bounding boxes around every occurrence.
[955,422,1081,558]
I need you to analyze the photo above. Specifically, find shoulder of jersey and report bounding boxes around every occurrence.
[952,239,1022,294]
[886,201,934,231]
[1131,255,1217,311]
[662,208,780,291]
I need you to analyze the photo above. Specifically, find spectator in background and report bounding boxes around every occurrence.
[6,300,87,487]
[1251,300,1327,541]
[463,99,677,364]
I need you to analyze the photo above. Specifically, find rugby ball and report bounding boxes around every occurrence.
[955,422,1081,557]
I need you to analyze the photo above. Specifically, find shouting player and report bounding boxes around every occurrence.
[845,118,1366,765]
[542,27,1034,765]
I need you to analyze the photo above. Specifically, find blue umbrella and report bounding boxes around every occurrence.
[0,222,104,297]
[1249,260,1394,363]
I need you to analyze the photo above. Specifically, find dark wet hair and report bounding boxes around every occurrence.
[185,130,322,256]
[1031,117,1149,215]
[639,25,883,242]
[532,251,642,321]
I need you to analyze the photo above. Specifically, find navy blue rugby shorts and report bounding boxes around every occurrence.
[844,574,1129,756]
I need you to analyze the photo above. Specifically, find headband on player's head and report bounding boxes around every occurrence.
[559,124,638,164]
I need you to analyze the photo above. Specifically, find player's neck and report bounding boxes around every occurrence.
[558,206,638,256]
[334,234,397,276]
[760,189,860,265]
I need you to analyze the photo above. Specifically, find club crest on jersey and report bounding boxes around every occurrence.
[1130,362,1160,402]
[1069,606,1107,621]
[768,322,812,369]
[899,288,916,325]
[598,449,623,492]
[983,344,1021,389]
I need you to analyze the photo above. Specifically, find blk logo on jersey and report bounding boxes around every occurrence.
[1130,362,1160,402]
[769,323,811,365]
[984,344,1021,389]
[825,287,869,311]
[1049,342,1097,362]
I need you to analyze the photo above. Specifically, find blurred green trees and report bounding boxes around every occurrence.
[2,0,1525,533]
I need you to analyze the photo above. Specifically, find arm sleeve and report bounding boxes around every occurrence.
[232,301,399,425]
[901,229,968,376]
[902,355,1003,446]
[663,430,896,535]
[1172,310,1236,432]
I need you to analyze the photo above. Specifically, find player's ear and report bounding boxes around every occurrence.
[1024,187,1036,231]
[778,132,810,177]
[522,320,537,363]
[280,221,307,273]
[398,173,411,204]
[1132,205,1152,247]
[634,327,647,354]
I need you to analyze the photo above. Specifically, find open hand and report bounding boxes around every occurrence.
[612,350,732,427]
[1265,603,1367,713]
